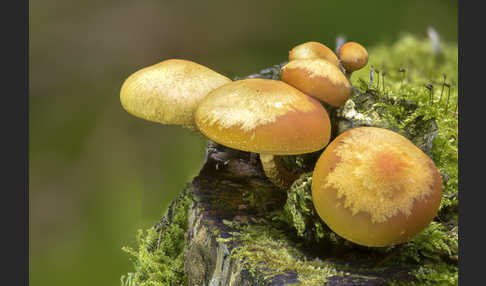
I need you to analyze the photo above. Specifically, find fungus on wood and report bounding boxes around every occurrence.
[288,41,340,67]
[195,78,332,190]
[120,35,458,286]
[281,58,351,108]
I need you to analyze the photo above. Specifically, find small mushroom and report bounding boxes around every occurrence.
[312,127,442,247]
[288,41,340,67]
[120,59,231,130]
[337,42,369,79]
[281,58,351,107]
[195,78,332,189]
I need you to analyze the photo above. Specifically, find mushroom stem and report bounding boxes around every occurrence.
[439,74,447,104]
[376,69,380,90]
[368,64,374,89]
[259,154,301,190]
[445,85,452,112]
[382,71,386,93]
[344,70,353,81]
[399,68,406,88]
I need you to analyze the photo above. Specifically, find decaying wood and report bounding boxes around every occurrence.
[179,141,416,285]
[154,64,440,285]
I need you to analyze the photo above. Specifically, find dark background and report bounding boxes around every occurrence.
[29,0,457,285]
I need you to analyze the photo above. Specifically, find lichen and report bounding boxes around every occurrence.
[120,188,192,286]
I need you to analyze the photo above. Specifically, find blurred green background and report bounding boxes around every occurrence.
[29,0,457,285]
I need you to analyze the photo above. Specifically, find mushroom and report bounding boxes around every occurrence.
[195,78,332,189]
[288,41,340,67]
[337,42,369,79]
[281,58,351,107]
[120,59,231,130]
[311,127,442,247]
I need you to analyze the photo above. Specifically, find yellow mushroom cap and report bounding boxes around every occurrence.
[281,58,351,107]
[288,41,340,67]
[337,42,369,73]
[312,127,442,247]
[120,59,231,129]
[195,78,331,155]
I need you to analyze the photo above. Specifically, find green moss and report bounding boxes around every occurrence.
[226,35,458,285]
[120,188,192,286]
[241,187,278,214]
[389,262,458,286]
[276,172,351,247]
[350,38,459,286]
[392,222,458,264]
[351,34,458,200]
[222,196,457,285]
[122,35,458,285]
[276,172,345,245]
[219,220,341,285]
[384,222,458,286]
[410,263,458,285]
[281,172,315,237]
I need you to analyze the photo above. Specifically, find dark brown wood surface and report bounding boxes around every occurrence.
[155,64,444,285]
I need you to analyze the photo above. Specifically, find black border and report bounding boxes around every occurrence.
[3,0,29,284]
[458,1,478,285]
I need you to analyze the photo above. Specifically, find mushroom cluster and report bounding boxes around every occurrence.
[195,78,332,188]
[120,40,442,247]
[282,42,352,107]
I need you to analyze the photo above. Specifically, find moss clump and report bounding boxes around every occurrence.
[121,188,192,286]
[219,220,341,285]
[276,172,349,246]
[385,222,458,286]
[241,186,283,215]
[281,172,319,238]
[408,263,458,286]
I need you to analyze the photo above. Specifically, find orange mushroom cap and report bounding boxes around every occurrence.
[312,127,442,247]
[281,58,351,107]
[195,78,331,155]
[337,42,369,73]
[289,41,340,67]
[120,59,231,130]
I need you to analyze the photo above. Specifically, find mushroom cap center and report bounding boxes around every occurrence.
[322,128,436,224]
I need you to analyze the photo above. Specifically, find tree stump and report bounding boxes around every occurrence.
[123,40,458,285]
[180,140,416,285]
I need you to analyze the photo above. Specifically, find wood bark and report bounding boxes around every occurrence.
[155,64,439,285]
[168,141,414,285]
